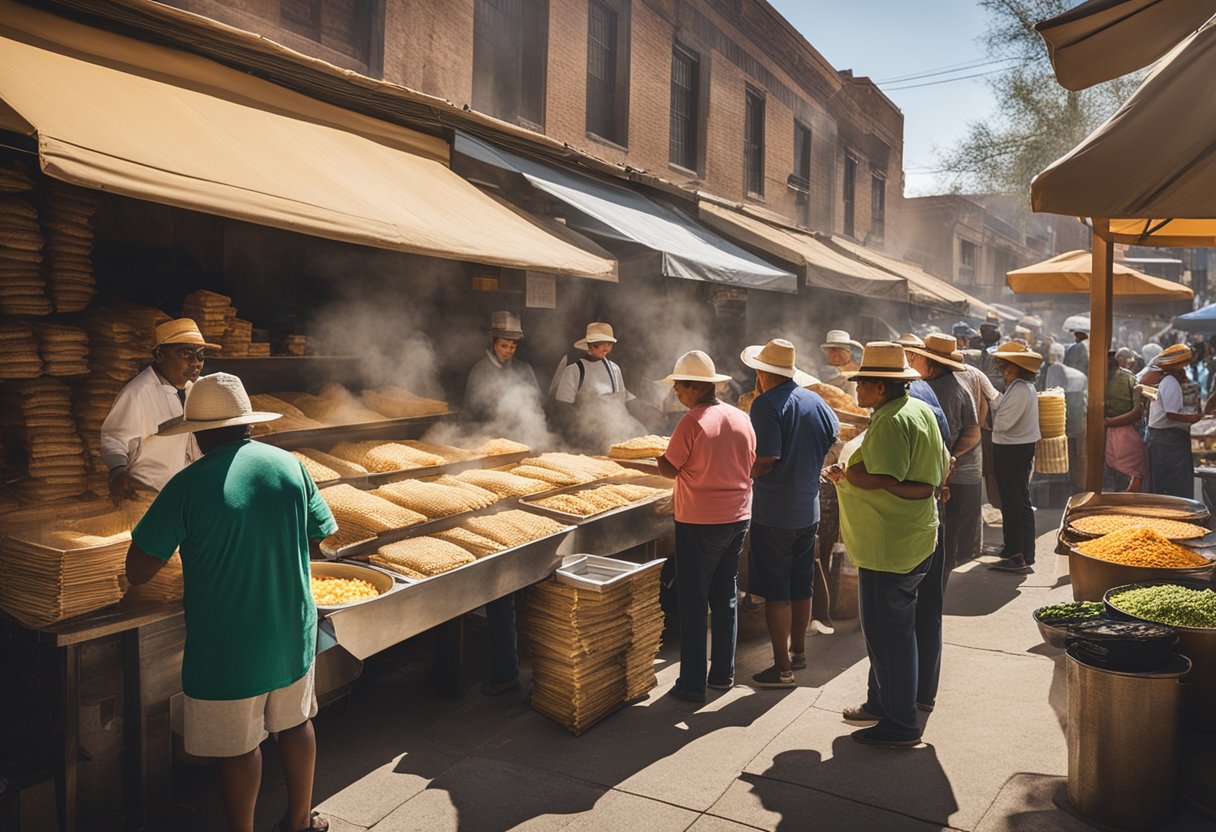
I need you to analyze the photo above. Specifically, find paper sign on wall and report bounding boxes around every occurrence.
[526,273,557,309]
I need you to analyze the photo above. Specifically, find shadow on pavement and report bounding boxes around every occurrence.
[942,565,1028,618]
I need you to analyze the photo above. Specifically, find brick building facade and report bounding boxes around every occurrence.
[163,0,904,248]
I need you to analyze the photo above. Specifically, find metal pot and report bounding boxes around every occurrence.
[310,560,396,613]
[1067,546,1215,602]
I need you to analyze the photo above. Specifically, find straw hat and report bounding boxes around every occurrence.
[895,333,924,348]
[992,341,1044,373]
[741,338,802,379]
[664,350,731,384]
[820,329,863,353]
[158,373,281,436]
[489,311,524,340]
[574,322,617,350]
[1152,343,1193,368]
[793,369,821,387]
[154,318,221,351]
[843,342,921,381]
[905,333,967,372]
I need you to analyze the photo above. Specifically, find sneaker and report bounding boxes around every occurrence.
[810,620,835,635]
[669,683,706,703]
[988,556,1033,574]
[751,666,796,689]
[481,676,520,696]
[851,726,922,747]
[842,704,882,723]
[790,653,807,670]
[706,678,734,691]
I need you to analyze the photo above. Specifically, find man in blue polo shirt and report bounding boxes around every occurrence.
[741,339,838,689]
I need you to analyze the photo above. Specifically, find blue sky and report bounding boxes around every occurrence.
[768,0,998,196]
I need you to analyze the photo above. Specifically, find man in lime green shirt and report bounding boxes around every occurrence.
[825,343,946,748]
[125,374,336,832]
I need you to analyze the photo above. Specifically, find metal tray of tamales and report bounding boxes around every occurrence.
[318,501,522,560]
[361,450,530,486]
[257,412,458,450]
[320,522,576,659]
[518,474,673,524]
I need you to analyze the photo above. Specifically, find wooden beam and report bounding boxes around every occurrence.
[1086,221,1114,493]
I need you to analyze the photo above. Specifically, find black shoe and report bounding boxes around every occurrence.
[669,684,706,703]
[706,677,734,691]
[751,666,796,689]
[842,704,882,723]
[851,726,922,747]
[988,556,1033,574]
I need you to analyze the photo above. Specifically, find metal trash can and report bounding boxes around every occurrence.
[1067,648,1191,830]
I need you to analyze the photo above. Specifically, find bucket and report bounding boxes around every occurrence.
[1066,649,1190,830]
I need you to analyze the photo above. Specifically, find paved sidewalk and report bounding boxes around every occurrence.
[153,508,1212,831]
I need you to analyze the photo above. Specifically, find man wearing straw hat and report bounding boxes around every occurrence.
[552,321,639,447]
[101,317,220,503]
[1147,343,1202,498]
[819,329,863,398]
[124,373,336,832]
[656,351,756,703]
[824,342,946,747]
[463,310,541,425]
[741,338,838,689]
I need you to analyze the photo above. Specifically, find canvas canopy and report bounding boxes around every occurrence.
[1035,0,1216,90]
[0,0,615,277]
[1007,250,1193,302]
[1173,304,1216,333]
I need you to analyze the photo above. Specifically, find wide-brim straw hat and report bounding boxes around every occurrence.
[793,369,820,387]
[895,332,924,348]
[155,317,221,351]
[820,329,863,353]
[664,350,731,384]
[843,342,921,381]
[1152,343,1193,368]
[158,372,281,436]
[574,322,617,350]
[490,310,524,340]
[906,333,968,372]
[992,341,1044,373]
[741,338,801,379]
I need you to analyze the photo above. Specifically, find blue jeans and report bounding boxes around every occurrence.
[914,526,946,708]
[485,593,518,683]
[675,519,749,696]
[860,553,932,738]
[1148,428,1192,499]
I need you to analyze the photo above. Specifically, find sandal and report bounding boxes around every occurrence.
[278,811,329,832]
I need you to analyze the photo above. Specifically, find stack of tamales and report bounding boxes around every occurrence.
[0,525,129,627]
[1,378,88,502]
[522,566,664,734]
[34,323,89,377]
[39,180,97,312]
[181,289,232,340]
[0,190,51,316]
[219,317,253,356]
[74,303,170,496]
[361,385,450,418]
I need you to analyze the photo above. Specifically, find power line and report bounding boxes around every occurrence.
[884,67,1008,91]
[874,56,1014,84]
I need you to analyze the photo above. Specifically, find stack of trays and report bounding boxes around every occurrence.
[1039,389,1067,439]
[1,378,88,502]
[0,321,42,380]
[0,193,51,316]
[219,317,253,356]
[522,565,665,734]
[181,289,232,340]
[34,323,89,377]
[40,181,97,313]
[1036,435,1070,474]
[0,526,129,627]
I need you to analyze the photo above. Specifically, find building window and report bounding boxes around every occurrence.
[842,154,858,238]
[586,0,629,145]
[473,0,548,129]
[792,121,812,223]
[744,87,765,198]
[280,0,371,62]
[959,239,978,282]
[870,172,886,244]
[669,43,700,171]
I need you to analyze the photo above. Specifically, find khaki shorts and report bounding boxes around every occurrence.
[183,664,317,758]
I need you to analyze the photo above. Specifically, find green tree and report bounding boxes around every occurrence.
[939,0,1142,195]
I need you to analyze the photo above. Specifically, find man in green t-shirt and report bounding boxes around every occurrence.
[125,373,336,832]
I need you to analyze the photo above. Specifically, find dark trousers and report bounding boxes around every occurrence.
[485,593,518,683]
[914,526,947,708]
[1148,428,1193,499]
[675,519,749,696]
[860,554,932,738]
[942,481,982,568]
[993,442,1037,563]
[813,481,839,623]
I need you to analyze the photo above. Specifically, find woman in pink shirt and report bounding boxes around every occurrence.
[657,351,757,703]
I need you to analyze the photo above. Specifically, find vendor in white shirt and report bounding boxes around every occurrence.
[552,322,638,448]
[100,318,220,502]
[1146,343,1201,499]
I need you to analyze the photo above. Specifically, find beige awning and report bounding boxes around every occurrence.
[1006,250,1193,302]
[826,235,998,319]
[0,1,615,278]
[1035,0,1216,90]
[696,202,907,300]
[1031,16,1216,247]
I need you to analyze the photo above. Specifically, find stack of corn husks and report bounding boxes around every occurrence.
[0,524,128,627]
[0,189,51,316]
[34,323,89,377]
[522,565,664,734]
[1,378,88,502]
[39,180,97,313]
[181,289,232,340]
[0,320,42,380]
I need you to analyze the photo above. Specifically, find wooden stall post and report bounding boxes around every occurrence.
[1087,221,1114,493]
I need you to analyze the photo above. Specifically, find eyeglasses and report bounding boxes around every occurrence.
[165,347,208,361]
